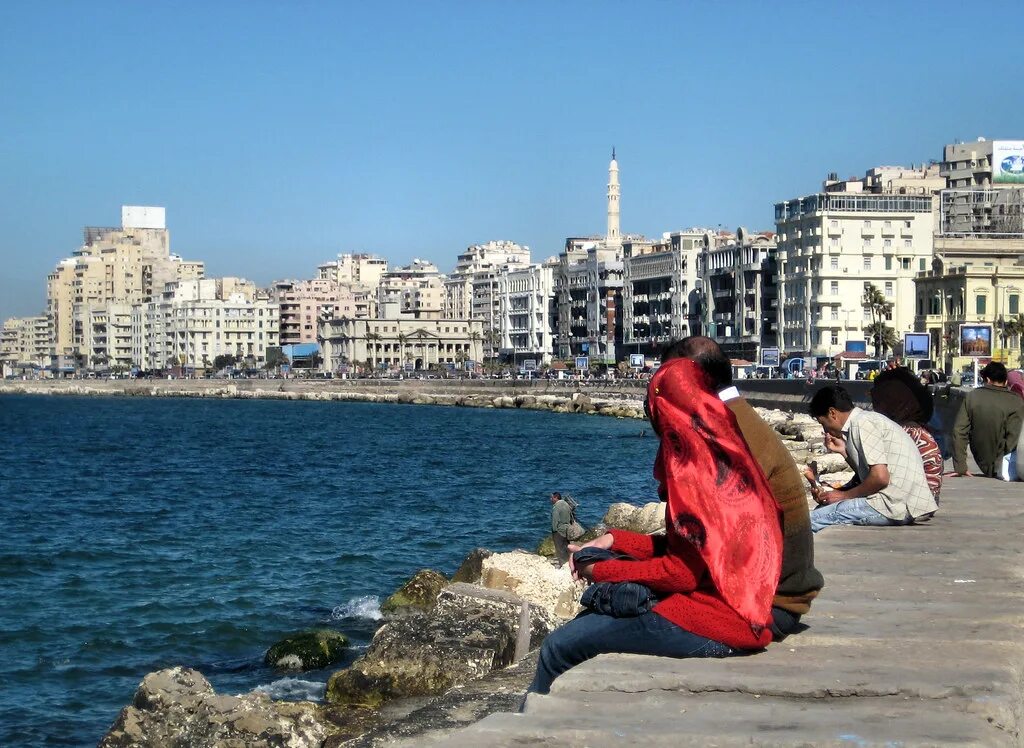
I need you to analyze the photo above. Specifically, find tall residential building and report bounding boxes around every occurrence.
[378,259,446,320]
[317,253,388,289]
[621,229,707,354]
[774,169,936,358]
[134,278,278,372]
[913,137,1024,372]
[496,258,558,364]
[1,315,49,375]
[272,279,363,347]
[444,240,531,359]
[555,151,633,363]
[46,206,204,371]
[699,228,779,360]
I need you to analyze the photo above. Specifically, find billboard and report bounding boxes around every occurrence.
[760,347,780,367]
[629,353,645,369]
[522,359,537,371]
[993,140,1024,185]
[903,332,931,359]
[575,356,589,370]
[959,324,992,358]
[845,340,867,354]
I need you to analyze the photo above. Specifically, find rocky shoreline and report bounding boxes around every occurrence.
[8,380,849,746]
[0,379,648,420]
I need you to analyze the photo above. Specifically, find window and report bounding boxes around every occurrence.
[864,220,872,227]
[863,239,871,248]
[864,308,872,321]
[830,219,838,228]
[901,258,912,270]
[863,256,872,270]
[884,281,893,297]
[1011,294,1020,315]
[831,308,839,320]
[830,281,839,296]
[831,256,839,270]
[904,239,912,248]
[883,239,892,248]
[830,237,839,248]
[919,258,927,271]
[884,220,892,229]
[976,295,987,315]
[831,330,839,346]
[885,256,892,270]
[917,297,923,316]
[904,220,911,229]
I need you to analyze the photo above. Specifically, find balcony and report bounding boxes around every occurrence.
[827,224,841,237]
[881,223,895,237]
[861,225,875,237]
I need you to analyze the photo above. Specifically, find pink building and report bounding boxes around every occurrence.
[273,279,360,346]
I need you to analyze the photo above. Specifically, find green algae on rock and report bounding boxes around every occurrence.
[380,569,449,615]
[264,629,350,672]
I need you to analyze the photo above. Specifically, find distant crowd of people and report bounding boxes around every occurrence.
[531,338,1024,697]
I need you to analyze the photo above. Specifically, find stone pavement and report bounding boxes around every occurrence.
[405,477,1024,747]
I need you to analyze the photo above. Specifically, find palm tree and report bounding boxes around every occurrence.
[861,284,893,358]
[366,331,381,372]
[468,330,482,365]
[1003,314,1024,367]
[396,331,409,370]
[864,322,899,359]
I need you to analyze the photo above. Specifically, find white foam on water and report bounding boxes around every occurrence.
[254,677,325,701]
[331,595,382,621]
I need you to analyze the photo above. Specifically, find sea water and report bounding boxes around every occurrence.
[0,394,657,746]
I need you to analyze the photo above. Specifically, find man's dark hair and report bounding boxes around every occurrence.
[551,491,561,500]
[808,385,855,417]
[660,336,732,390]
[980,361,1008,384]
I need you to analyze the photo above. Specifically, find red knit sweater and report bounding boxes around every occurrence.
[591,528,773,650]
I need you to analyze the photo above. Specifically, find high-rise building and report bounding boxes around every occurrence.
[496,258,558,364]
[378,259,446,320]
[774,169,936,358]
[45,206,204,371]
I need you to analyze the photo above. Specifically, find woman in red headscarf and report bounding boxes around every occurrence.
[526,358,783,695]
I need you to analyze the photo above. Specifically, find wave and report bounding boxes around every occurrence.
[254,677,325,702]
[331,595,382,621]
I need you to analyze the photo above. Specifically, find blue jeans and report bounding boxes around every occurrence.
[527,610,734,695]
[811,498,910,533]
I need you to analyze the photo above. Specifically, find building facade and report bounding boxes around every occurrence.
[319,316,484,373]
[775,172,936,359]
[496,259,557,364]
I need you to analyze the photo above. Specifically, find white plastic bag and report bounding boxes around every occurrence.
[1000,451,1019,482]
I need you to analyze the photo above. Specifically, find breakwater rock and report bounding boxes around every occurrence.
[0,379,648,420]
[265,630,351,673]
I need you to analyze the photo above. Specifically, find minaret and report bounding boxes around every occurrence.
[606,148,620,247]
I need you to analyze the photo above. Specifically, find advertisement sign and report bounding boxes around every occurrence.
[523,359,538,371]
[575,356,589,371]
[760,347,780,367]
[629,353,645,369]
[464,360,476,371]
[845,340,867,354]
[960,324,993,358]
[404,362,415,372]
[581,343,589,353]
[903,332,931,359]
[993,140,1024,185]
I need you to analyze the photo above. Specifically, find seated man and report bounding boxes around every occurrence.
[662,336,824,640]
[951,362,1024,479]
[808,385,937,533]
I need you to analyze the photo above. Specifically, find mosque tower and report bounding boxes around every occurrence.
[606,148,621,247]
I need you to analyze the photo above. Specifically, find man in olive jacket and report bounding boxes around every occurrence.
[549,492,573,566]
[952,362,1024,478]
[665,336,825,640]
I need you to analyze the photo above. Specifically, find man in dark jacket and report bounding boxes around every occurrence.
[951,362,1024,478]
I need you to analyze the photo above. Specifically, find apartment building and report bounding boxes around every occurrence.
[379,260,447,320]
[134,278,278,372]
[0,315,49,375]
[496,259,557,364]
[700,228,779,361]
[775,170,936,358]
[621,229,707,354]
[317,253,388,289]
[272,279,365,347]
[46,206,204,371]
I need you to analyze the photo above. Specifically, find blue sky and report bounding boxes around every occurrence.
[1,1,1020,319]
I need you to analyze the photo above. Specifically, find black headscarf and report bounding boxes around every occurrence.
[870,367,933,425]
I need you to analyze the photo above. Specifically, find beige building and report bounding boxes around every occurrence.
[1,315,49,376]
[134,278,278,372]
[775,168,937,358]
[318,253,388,289]
[379,260,447,320]
[273,279,365,347]
[45,206,204,371]
[319,316,484,373]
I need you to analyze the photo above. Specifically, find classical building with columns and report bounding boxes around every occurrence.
[319,316,484,373]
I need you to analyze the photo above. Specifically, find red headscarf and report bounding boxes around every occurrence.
[647,358,782,633]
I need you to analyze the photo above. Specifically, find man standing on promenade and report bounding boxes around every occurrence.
[950,362,1024,479]
[808,386,937,532]
[549,492,572,566]
[663,337,824,639]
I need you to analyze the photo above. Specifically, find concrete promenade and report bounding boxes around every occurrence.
[413,477,1024,747]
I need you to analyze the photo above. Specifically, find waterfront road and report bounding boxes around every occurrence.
[415,476,1024,747]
